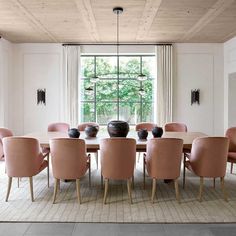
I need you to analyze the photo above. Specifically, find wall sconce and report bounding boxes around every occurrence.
[37,89,46,105]
[191,89,200,105]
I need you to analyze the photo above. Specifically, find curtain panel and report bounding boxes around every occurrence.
[155,45,173,126]
[62,46,81,127]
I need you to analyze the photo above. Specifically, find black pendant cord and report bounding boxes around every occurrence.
[117,10,120,120]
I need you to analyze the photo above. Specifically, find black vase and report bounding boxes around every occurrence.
[152,126,163,138]
[85,125,99,138]
[137,129,148,140]
[68,128,80,138]
[107,120,129,137]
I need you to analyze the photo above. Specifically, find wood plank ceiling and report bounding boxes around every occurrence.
[0,0,236,43]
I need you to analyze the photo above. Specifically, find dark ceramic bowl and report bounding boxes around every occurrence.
[85,125,99,138]
[107,120,129,137]
[152,126,163,138]
[137,129,148,140]
[68,128,80,138]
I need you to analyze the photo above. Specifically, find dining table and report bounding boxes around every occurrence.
[24,131,207,152]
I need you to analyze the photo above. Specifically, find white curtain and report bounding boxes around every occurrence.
[154,45,173,126]
[62,46,81,127]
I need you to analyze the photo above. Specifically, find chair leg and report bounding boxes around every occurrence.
[132,175,134,189]
[17,178,20,188]
[183,154,186,189]
[103,179,109,204]
[53,178,59,204]
[6,177,12,202]
[231,163,233,174]
[220,176,228,202]
[47,154,49,187]
[88,155,91,188]
[101,174,103,189]
[95,152,98,169]
[29,177,34,202]
[127,179,133,204]
[76,179,81,204]
[198,177,204,202]
[143,155,146,189]
[174,179,180,203]
[151,178,157,203]
[213,178,216,189]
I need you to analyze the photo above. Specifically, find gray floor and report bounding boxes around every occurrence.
[0,223,236,236]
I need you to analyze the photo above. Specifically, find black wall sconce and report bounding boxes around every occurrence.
[37,89,46,105]
[191,89,200,105]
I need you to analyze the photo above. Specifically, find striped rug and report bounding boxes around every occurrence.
[1,157,236,223]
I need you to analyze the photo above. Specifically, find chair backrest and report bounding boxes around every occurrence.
[146,138,183,179]
[225,127,236,152]
[50,138,88,179]
[190,137,229,178]
[100,138,136,180]
[48,122,69,132]
[3,137,42,177]
[164,122,187,132]
[0,128,13,158]
[135,122,157,131]
[77,122,99,131]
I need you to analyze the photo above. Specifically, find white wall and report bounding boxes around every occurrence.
[224,36,236,131]
[1,41,225,135]
[173,43,224,135]
[10,44,63,135]
[0,38,13,128]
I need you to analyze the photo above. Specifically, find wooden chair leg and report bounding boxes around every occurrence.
[101,173,103,189]
[127,179,133,204]
[53,178,59,204]
[183,154,186,189]
[220,177,228,202]
[76,179,81,204]
[213,178,216,189]
[47,154,49,187]
[231,163,233,174]
[103,179,109,204]
[143,155,146,189]
[88,155,91,188]
[95,152,98,169]
[198,177,204,202]
[29,177,34,202]
[6,177,12,202]
[151,178,157,203]
[174,179,180,203]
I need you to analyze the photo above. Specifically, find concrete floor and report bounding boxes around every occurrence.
[0,223,236,236]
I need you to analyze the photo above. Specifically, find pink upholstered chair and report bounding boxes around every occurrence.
[48,122,70,132]
[0,128,13,161]
[225,127,236,174]
[3,137,48,202]
[164,122,187,132]
[184,137,229,202]
[78,122,100,169]
[144,138,183,203]
[135,122,157,131]
[100,138,136,204]
[49,138,91,204]
[77,122,99,131]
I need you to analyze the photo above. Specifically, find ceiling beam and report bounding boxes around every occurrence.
[10,0,58,42]
[181,0,235,41]
[136,0,163,41]
[74,0,100,42]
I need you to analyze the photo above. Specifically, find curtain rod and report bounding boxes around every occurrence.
[62,43,172,46]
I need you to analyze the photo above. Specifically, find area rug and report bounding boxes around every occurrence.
[1,159,236,223]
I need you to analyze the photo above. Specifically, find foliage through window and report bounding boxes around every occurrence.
[80,55,155,125]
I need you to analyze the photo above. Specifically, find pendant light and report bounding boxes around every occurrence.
[137,57,147,81]
[138,87,145,96]
[85,86,94,96]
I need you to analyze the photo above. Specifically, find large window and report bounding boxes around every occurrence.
[80,55,155,125]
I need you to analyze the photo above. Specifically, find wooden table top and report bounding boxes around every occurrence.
[25,131,207,151]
